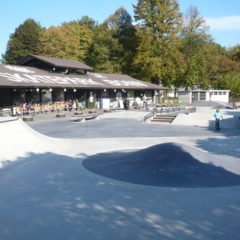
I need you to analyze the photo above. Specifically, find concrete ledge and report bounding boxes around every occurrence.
[74,111,83,115]
[88,110,97,114]
[104,109,111,113]
[56,113,66,118]
[23,116,34,121]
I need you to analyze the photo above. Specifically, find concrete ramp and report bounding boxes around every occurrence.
[0,118,60,166]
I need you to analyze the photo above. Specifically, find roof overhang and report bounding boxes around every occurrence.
[0,64,164,90]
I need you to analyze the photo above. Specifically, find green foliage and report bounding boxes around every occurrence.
[2,19,43,64]
[179,6,213,89]
[101,7,138,75]
[215,73,240,97]
[133,0,183,85]
[85,24,121,73]
[228,44,240,62]
[37,23,93,62]
[78,16,97,29]
[85,7,138,74]
[134,0,182,39]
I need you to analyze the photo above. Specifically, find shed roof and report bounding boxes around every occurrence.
[17,55,93,71]
[0,64,166,90]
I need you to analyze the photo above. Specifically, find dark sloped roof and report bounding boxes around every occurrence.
[0,64,167,90]
[17,55,93,71]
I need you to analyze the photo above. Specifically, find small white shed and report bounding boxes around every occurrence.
[178,90,230,104]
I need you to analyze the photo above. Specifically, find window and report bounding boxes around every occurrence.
[223,92,226,95]
[200,92,206,100]
[214,92,218,95]
[219,92,222,95]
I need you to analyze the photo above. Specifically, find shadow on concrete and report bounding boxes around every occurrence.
[195,109,240,157]
[83,143,240,188]
[197,136,240,158]
[1,151,240,240]
[207,109,239,133]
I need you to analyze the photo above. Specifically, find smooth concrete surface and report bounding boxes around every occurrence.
[0,105,240,240]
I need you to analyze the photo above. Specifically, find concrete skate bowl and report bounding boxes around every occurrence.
[0,118,59,165]
[83,143,240,188]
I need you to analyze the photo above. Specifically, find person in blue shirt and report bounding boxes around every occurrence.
[214,109,223,130]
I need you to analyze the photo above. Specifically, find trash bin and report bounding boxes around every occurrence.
[123,99,129,110]
[233,102,237,109]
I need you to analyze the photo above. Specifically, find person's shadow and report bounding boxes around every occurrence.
[83,143,240,188]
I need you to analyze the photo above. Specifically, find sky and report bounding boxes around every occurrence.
[1,0,240,59]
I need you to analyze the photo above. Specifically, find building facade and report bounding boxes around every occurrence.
[0,55,166,110]
[178,90,230,104]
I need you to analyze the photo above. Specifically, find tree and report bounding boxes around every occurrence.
[2,19,43,64]
[228,44,240,62]
[78,16,97,29]
[179,6,213,89]
[37,23,93,62]
[209,43,240,93]
[133,0,183,85]
[103,7,138,75]
[181,6,211,55]
[85,24,121,73]
[216,72,240,97]
[104,7,133,38]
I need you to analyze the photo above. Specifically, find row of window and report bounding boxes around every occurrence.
[213,92,227,95]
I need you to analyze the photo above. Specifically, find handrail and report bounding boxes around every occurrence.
[144,109,156,122]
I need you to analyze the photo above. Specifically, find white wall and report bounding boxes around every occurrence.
[178,90,230,104]
[210,91,229,103]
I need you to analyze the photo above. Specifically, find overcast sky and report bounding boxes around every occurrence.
[1,0,240,59]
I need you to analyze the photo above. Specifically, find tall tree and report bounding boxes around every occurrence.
[2,19,43,64]
[133,0,183,85]
[86,24,121,73]
[103,7,138,75]
[179,6,213,89]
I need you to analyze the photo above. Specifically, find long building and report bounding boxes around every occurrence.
[0,55,166,109]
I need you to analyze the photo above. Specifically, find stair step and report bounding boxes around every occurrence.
[151,115,175,123]
[151,119,172,123]
[154,116,175,120]
[154,115,175,118]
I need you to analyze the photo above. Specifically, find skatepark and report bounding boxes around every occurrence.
[0,103,240,240]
